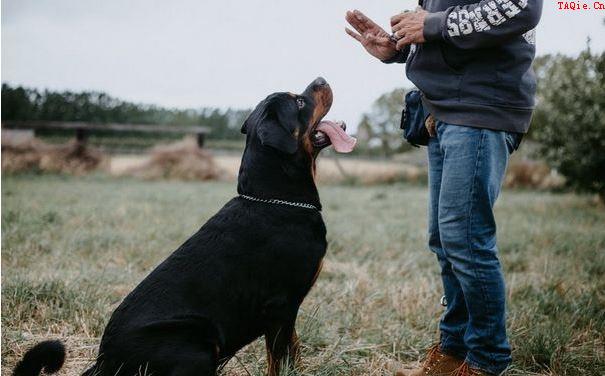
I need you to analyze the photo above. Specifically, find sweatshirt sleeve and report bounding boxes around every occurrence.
[423,0,543,49]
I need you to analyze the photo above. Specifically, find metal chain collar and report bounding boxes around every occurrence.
[239,194,318,211]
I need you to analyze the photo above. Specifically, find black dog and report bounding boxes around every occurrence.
[13,77,356,376]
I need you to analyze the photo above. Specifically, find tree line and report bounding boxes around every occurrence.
[1,84,250,140]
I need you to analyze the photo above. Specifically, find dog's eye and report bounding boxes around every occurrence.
[296,98,305,109]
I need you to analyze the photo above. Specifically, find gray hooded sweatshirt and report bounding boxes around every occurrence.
[385,0,543,133]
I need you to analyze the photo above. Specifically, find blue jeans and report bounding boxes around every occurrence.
[428,122,517,375]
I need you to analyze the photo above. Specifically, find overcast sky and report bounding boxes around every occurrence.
[2,0,604,129]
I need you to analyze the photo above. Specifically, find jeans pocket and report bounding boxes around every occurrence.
[505,132,523,154]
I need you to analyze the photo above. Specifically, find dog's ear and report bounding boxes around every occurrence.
[240,107,259,135]
[241,99,269,135]
[257,96,301,154]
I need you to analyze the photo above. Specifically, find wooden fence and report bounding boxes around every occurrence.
[1,121,210,149]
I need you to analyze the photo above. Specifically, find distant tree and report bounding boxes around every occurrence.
[1,84,39,120]
[356,88,412,156]
[531,46,605,202]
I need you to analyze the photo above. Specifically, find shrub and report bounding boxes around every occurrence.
[531,47,605,202]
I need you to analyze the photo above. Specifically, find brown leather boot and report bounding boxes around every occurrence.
[394,344,464,376]
[451,362,492,376]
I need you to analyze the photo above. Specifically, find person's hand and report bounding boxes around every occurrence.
[425,114,436,137]
[345,9,398,61]
[390,9,428,50]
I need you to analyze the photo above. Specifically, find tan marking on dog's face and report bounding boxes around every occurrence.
[308,87,333,128]
[301,84,333,172]
[301,136,317,178]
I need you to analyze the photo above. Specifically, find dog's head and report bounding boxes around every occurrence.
[237,78,356,205]
[241,77,356,159]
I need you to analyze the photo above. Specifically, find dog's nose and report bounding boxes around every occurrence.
[313,77,328,88]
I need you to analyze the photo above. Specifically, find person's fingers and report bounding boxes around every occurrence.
[345,12,360,31]
[398,13,415,23]
[345,27,363,43]
[428,124,436,137]
[390,13,405,26]
[396,37,410,50]
[399,26,413,37]
[347,10,367,32]
[391,11,414,26]
[345,10,359,25]
[394,24,413,39]
[345,10,353,23]
[401,27,422,43]
[393,23,406,37]
[391,22,402,34]
[392,17,414,34]
[426,115,436,137]
[346,11,366,34]
[426,124,434,137]
[353,9,380,32]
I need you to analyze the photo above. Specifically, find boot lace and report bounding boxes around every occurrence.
[452,363,484,376]
[421,343,446,375]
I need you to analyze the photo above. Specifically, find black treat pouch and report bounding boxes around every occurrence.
[401,90,430,147]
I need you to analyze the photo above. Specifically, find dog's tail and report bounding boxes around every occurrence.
[13,340,66,376]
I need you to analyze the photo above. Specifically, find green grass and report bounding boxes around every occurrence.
[2,174,604,375]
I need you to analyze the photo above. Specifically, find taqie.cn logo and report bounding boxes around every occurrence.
[557,0,605,10]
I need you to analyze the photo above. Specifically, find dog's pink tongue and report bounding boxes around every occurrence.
[316,120,357,153]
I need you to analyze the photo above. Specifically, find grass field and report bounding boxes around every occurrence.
[2,174,604,375]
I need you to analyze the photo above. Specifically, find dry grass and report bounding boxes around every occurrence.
[2,175,604,375]
[121,137,221,181]
[2,131,564,191]
[1,136,106,175]
[111,152,425,185]
[110,148,561,190]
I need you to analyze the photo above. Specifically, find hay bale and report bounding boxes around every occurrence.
[1,139,42,172]
[126,137,220,181]
[1,136,106,174]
